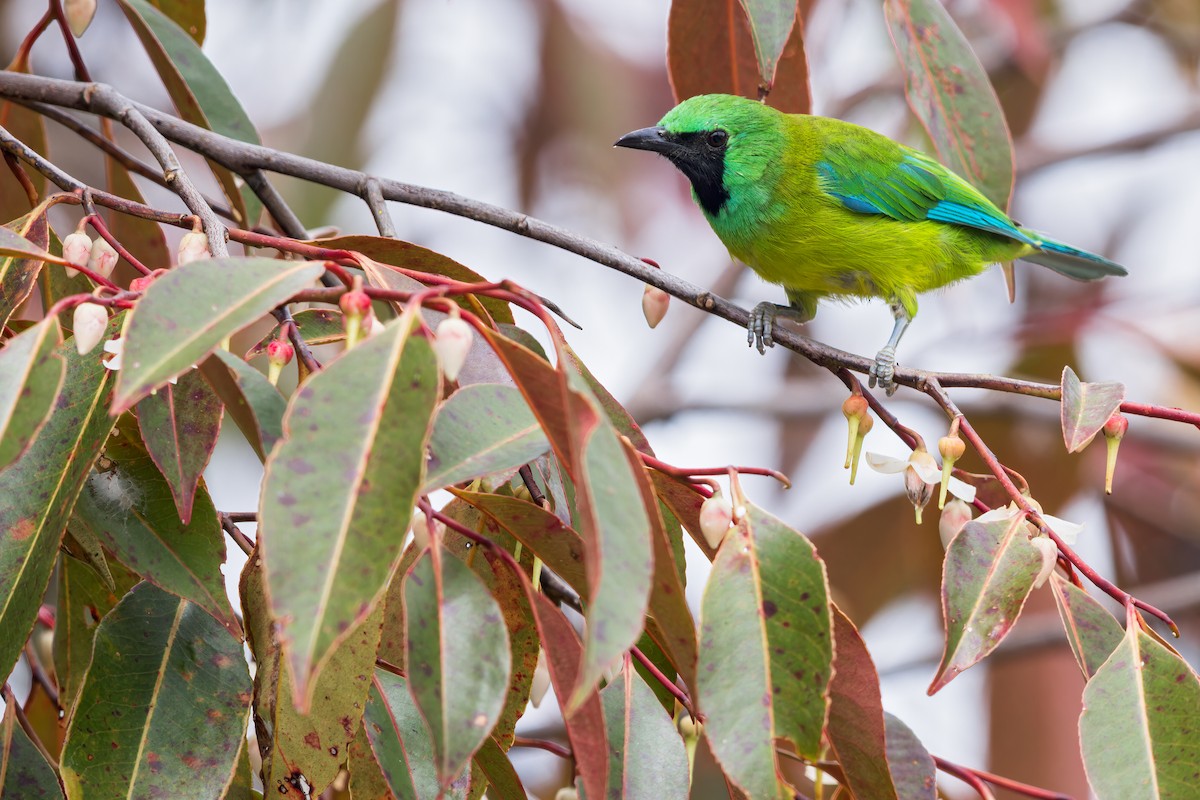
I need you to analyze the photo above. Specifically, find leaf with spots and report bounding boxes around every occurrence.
[423,383,549,492]
[1059,365,1125,454]
[112,257,324,413]
[737,0,799,90]
[884,0,1014,210]
[59,583,252,800]
[1,696,64,799]
[241,555,384,798]
[137,368,223,525]
[882,713,937,799]
[0,212,52,330]
[471,736,526,800]
[0,314,121,684]
[200,350,285,463]
[697,503,833,798]
[1080,604,1200,799]
[403,548,511,789]
[260,312,439,708]
[0,316,64,472]
[72,423,239,636]
[599,660,691,800]
[930,513,1042,693]
[1050,572,1124,680]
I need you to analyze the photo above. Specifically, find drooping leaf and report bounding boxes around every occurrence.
[1,697,63,799]
[424,384,549,492]
[246,309,344,360]
[471,737,526,800]
[667,0,810,112]
[53,555,140,713]
[737,0,799,88]
[59,583,252,799]
[0,314,121,682]
[136,368,223,524]
[599,661,691,800]
[112,257,324,412]
[242,556,383,798]
[200,350,286,463]
[1059,365,1125,453]
[884,0,1015,210]
[697,503,833,798]
[826,607,900,800]
[1049,573,1125,680]
[260,314,438,707]
[929,514,1042,693]
[403,549,511,787]
[72,425,239,636]
[1,213,51,329]
[1080,605,1200,799]
[530,592,607,800]
[0,316,64,471]
[882,713,937,799]
[118,0,261,224]
[348,718,394,800]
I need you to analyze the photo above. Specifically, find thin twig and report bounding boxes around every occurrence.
[362,177,397,237]
[218,512,255,557]
[630,645,696,718]
[512,736,572,759]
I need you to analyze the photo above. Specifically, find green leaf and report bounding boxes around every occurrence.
[60,583,252,799]
[246,309,344,360]
[72,426,240,635]
[884,0,1015,209]
[201,350,286,463]
[1080,606,1200,799]
[348,717,395,800]
[530,592,608,800]
[53,555,140,713]
[1,698,64,799]
[471,737,526,800]
[242,556,384,798]
[364,669,465,800]
[737,0,799,88]
[113,257,324,412]
[0,314,120,682]
[697,503,833,798]
[882,713,937,799]
[0,317,64,471]
[667,0,810,112]
[403,550,511,787]
[118,0,261,224]
[62,523,116,592]
[1060,365,1125,453]
[599,662,691,800]
[929,513,1042,693]
[1049,573,1125,680]
[1,213,52,329]
[826,607,900,800]
[136,368,223,524]
[261,315,439,706]
[424,384,549,492]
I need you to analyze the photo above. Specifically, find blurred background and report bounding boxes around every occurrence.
[4,0,1200,797]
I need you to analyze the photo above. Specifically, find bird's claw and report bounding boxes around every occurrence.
[869,347,898,396]
[747,302,777,355]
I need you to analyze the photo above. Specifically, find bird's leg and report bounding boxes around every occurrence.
[868,303,912,396]
[748,293,816,354]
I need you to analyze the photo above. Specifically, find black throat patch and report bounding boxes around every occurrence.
[665,131,729,217]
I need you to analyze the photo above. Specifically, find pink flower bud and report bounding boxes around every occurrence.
[641,285,669,328]
[176,231,211,265]
[72,303,108,354]
[699,490,733,549]
[62,231,92,278]
[64,0,97,36]
[339,289,372,349]
[266,338,294,386]
[434,317,474,382]
[1102,412,1127,495]
[88,237,118,279]
[1103,412,1128,441]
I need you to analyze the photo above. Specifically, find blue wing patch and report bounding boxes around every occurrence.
[926,202,1036,245]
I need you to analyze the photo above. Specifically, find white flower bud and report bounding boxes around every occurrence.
[72,303,108,355]
[530,649,551,708]
[434,317,473,383]
[554,789,578,800]
[62,231,92,278]
[699,490,733,549]
[88,237,118,279]
[176,231,212,265]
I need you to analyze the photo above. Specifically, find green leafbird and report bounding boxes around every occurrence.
[616,94,1127,393]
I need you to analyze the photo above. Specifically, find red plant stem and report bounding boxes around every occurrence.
[512,736,573,760]
[638,453,788,492]
[217,512,255,557]
[14,11,53,65]
[282,318,322,375]
[84,211,152,275]
[630,645,696,718]
[946,760,1076,800]
[48,0,92,82]
[4,152,38,205]
[932,757,999,800]
[422,501,526,580]
[1118,401,1200,430]
[926,378,1178,634]
[44,291,136,320]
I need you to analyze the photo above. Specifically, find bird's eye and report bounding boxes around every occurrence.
[706,129,729,148]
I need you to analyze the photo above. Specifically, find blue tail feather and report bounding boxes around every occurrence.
[1020,233,1127,281]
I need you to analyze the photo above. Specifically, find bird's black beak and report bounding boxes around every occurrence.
[614,126,675,155]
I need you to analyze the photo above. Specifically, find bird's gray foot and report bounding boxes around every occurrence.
[747,302,780,354]
[869,346,898,396]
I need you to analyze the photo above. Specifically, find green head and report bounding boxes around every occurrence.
[615,94,786,218]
